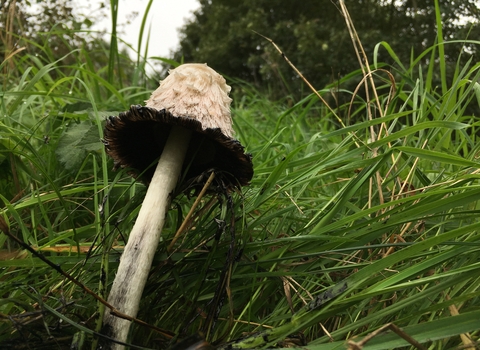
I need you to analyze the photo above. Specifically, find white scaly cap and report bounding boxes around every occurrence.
[146,63,234,138]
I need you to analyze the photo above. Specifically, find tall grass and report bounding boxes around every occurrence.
[1,1,480,349]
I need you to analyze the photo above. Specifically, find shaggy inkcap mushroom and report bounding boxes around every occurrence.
[103,63,253,191]
[101,64,253,348]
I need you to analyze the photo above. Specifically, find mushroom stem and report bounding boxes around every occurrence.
[102,125,192,348]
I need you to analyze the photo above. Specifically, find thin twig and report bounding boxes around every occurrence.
[0,216,174,339]
[445,294,476,350]
[168,171,216,252]
[252,31,341,125]
[253,30,367,151]
[347,323,427,350]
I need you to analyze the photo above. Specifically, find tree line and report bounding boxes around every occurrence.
[171,0,480,98]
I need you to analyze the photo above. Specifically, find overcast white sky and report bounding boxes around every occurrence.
[91,0,200,59]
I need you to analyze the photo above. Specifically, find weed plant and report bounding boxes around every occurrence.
[1,1,480,349]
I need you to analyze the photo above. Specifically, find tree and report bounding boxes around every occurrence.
[171,0,480,98]
[0,0,147,93]
[1,0,95,65]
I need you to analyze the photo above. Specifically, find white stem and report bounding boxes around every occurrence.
[102,125,192,349]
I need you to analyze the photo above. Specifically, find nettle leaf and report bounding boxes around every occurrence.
[56,121,102,171]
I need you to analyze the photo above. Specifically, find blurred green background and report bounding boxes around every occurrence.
[1,1,480,349]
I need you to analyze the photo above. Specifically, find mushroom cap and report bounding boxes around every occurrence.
[103,64,253,192]
[146,63,234,138]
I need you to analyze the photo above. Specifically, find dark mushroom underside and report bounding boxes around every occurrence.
[103,105,253,192]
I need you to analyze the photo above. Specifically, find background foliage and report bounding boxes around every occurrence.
[173,0,480,99]
[1,0,480,349]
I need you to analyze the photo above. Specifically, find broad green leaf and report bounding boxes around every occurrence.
[55,120,102,170]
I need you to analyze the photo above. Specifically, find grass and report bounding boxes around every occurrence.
[1,0,480,349]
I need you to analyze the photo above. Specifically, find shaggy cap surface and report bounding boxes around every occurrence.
[146,63,234,138]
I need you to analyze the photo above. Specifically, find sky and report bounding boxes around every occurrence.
[92,0,200,59]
